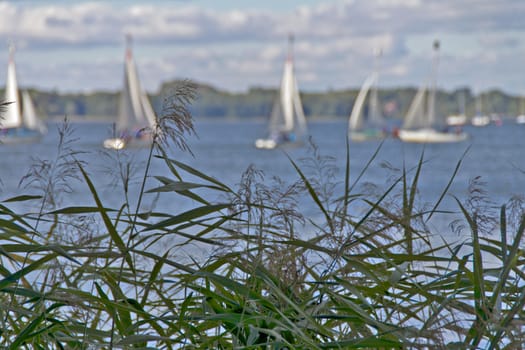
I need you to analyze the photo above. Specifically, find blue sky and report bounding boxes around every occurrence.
[1,0,524,96]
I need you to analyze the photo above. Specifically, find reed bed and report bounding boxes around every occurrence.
[0,91,525,349]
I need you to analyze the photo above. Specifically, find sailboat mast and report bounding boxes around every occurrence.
[287,34,294,62]
[427,40,440,127]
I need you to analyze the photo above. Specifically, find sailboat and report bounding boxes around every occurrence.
[397,40,467,143]
[1,45,47,144]
[255,35,308,150]
[103,36,157,150]
[348,51,386,141]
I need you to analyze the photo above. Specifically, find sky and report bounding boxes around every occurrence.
[0,0,524,95]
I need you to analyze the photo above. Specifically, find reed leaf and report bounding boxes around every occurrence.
[8,302,65,349]
[426,146,469,222]
[2,195,43,203]
[287,154,333,232]
[149,176,227,193]
[158,154,233,193]
[455,197,488,347]
[48,206,116,215]
[76,161,134,273]
[143,203,230,231]
[346,140,384,195]
[0,254,58,290]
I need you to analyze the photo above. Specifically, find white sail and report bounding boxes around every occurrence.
[280,60,295,132]
[292,67,307,136]
[22,90,46,133]
[117,41,156,133]
[141,92,157,130]
[402,85,427,129]
[347,49,386,142]
[349,73,376,131]
[3,48,22,129]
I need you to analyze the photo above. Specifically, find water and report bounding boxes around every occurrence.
[1,119,518,347]
[1,119,524,239]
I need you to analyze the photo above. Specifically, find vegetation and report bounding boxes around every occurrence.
[2,82,524,121]
[1,87,525,349]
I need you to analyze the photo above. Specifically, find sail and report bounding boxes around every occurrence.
[3,50,22,129]
[292,72,307,136]
[271,37,306,136]
[280,59,295,132]
[403,85,427,129]
[348,49,387,141]
[368,72,381,126]
[21,90,46,133]
[268,92,282,133]
[117,39,156,134]
[141,92,156,130]
[267,63,291,135]
[349,73,376,131]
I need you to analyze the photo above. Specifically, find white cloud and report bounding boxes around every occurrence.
[0,0,524,93]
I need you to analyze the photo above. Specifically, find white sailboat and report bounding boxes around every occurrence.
[255,35,307,150]
[397,40,467,143]
[1,45,46,144]
[348,51,386,141]
[103,35,157,150]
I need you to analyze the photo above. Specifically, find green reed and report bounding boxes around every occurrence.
[0,87,525,349]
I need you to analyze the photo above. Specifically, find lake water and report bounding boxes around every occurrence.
[1,119,524,243]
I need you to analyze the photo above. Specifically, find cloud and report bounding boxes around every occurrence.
[0,0,524,93]
[2,1,524,45]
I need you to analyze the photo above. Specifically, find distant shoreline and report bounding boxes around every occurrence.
[46,115,345,124]
[48,115,112,124]
[27,81,525,121]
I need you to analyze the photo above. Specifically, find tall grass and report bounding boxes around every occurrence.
[1,89,525,349]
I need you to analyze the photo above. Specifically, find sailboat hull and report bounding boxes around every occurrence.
[255,128,304,149]
[471,115,490,127]
[254,136,304,150]
[255,138,277,149]
[350,129,386,142]
[398,128,468,143]
[103,131,153,150]
[103,138,126,150]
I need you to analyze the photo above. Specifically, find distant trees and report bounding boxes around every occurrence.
[2,82,522,121]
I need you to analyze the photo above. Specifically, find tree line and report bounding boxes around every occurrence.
[2,81,523,121]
